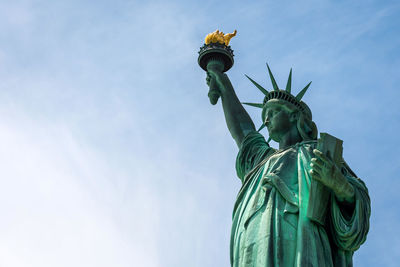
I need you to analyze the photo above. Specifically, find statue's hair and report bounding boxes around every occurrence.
[296,110,318,141]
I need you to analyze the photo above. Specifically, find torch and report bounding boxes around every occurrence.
[198,30,236,105]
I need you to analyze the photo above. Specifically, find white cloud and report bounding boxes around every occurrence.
[0,113,160,267]
[0,0,399,266]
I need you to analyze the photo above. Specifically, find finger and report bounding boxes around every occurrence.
[313,149,327,160]
[311,157,325,169]
[313,149,331,165]
[207,70,217,79]
[309,169,322,181]
[310,162,322,173]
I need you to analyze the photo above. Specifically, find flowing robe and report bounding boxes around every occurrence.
[230,131,370,267]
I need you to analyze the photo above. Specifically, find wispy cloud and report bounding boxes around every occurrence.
[0,113,161,266]
[0,0,399,266]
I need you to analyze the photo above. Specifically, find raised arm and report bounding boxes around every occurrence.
[206,66,256,147]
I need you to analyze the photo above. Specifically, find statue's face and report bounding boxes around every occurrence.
[264,104,295,142]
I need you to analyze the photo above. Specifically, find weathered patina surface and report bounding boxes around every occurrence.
[198,31,370,267]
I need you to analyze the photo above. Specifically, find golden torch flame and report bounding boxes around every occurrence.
[205,29,237,46]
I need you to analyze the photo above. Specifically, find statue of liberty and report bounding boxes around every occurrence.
[199,30,370,267]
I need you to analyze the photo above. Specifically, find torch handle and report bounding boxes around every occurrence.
[208,78,220,105]
[206,59,224,105]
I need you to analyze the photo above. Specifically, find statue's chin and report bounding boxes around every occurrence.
[267,131,281,143]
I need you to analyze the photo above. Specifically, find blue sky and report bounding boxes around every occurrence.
[0,0,399,266]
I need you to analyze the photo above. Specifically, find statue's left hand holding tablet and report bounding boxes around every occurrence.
[310,149,355,203]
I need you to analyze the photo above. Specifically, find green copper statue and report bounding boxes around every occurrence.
[198,30,370,267]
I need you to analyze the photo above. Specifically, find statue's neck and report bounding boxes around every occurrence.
[279,126,303,150]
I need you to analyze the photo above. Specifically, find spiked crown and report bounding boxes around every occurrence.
[243,64,312,131]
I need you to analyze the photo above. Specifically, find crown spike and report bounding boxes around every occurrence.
[245,75,269,96]
[257,124,266,132]
[285,68,292,93]
[295,81,312,101]
[266,64,279,91]
[242,102,264,108]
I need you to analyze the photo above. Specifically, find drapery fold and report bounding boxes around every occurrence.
[230,131,370,267]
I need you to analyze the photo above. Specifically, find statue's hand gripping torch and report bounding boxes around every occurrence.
[198,30,236,105]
